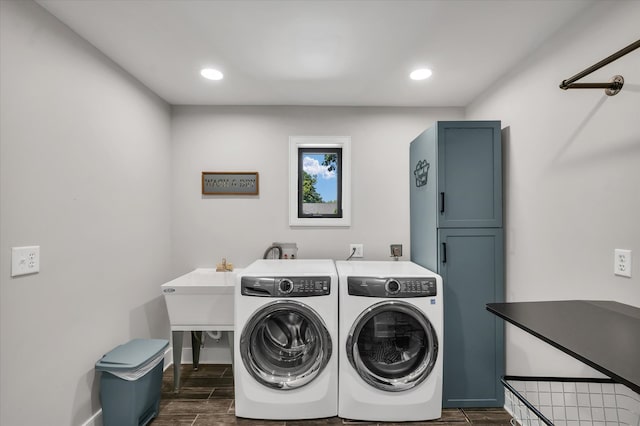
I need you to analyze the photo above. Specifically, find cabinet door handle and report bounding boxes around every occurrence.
[441,242,447,264]
[440,192,445,214]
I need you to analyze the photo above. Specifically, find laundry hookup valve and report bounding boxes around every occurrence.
[390,244,403,260]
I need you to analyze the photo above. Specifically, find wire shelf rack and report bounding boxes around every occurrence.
[503,376,640,426]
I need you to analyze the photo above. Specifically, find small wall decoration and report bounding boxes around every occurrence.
[414,159,430,187]
[202,172,259,195]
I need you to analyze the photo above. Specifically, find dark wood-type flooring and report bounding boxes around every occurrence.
[153,364,514,426]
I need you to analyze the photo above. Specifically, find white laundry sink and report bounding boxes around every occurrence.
[162,268,242,330]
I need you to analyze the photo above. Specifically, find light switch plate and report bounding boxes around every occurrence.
[11,246,40,277]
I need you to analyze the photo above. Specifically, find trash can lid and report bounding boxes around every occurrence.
[96,338,168,371]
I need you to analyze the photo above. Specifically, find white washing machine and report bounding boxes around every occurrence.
[234,259,338,420]
[336,260,443,421]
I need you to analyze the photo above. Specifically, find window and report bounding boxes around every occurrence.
[289,136,351,227]
[298,147,342,218]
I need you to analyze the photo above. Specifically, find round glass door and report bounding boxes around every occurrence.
[346,300,438,392]
[240,300,332,390]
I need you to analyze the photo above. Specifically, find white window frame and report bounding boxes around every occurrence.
[289,136,351,227]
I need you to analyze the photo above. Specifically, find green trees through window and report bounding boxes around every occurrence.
[302,171,322,203]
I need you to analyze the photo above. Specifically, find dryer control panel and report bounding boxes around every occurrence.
[241,276,331,297]
[347,276,437,298]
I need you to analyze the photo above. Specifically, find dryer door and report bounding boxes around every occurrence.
[346,300,438,392]
[240,300,332,390]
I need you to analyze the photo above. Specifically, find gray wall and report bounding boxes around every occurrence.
[170,105,463,275]
[0,2,172,425]
[467,0,640,377]
[2,0,639,424]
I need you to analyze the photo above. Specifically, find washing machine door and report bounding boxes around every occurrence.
[240,300,332,390]
[346,300,438,392]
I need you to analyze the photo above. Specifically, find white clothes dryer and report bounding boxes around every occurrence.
[234,259,338,420]
[336,261,443,422]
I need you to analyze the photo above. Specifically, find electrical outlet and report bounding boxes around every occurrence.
[349,244,364,258]
[614,249,632,278]
[11,246,40,277]
[390,244,403,258]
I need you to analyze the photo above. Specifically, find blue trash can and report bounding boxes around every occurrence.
[96,338,169,426]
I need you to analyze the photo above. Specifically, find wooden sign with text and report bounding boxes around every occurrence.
[202,172,259,195]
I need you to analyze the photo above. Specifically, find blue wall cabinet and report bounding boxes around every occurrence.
[439,228,505,407]
[410,121,505,408]
[437,122,502,228]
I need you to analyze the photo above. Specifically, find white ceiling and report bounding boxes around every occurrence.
[37,0,596,107]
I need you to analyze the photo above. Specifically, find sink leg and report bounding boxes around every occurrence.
[191,331,203,370]
[172,331,184,393]
[227,331,235,372]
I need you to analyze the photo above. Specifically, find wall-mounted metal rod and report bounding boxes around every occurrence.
[564,82,618,89]
[559,39,640,96]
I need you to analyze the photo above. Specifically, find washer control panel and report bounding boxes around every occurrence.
[241,276,331,297]
[347,276,437,298]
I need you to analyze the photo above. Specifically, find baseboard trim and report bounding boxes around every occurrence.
[80,409,102,426]
[178,346,233,364]
[163,345,173,370]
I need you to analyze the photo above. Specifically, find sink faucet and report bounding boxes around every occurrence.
[216,258,234,272]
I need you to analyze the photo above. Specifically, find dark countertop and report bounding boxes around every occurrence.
[486,300,640,394]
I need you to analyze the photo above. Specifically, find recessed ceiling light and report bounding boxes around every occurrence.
[200,68,224,81]
[410,68,433,81]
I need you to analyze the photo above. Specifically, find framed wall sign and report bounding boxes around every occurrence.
[202,172,259,195]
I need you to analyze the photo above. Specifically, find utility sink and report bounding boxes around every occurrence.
[161,268,241,330]
[162,268,241,391]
